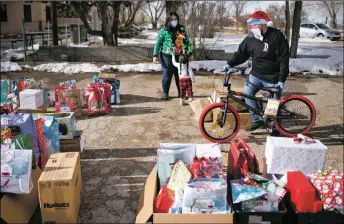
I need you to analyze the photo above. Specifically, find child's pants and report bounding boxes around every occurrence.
[179,78,193,99]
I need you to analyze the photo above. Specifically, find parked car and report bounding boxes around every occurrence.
[300,23,341,41]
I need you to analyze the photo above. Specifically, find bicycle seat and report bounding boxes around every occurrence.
[261,87,280,93]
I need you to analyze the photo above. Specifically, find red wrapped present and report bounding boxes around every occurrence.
[154,186,175,213]
[286,171,317,213]
[55,100,74,112]
[228,137,259,180]
[86,83,111,115]
[308,168,344,210]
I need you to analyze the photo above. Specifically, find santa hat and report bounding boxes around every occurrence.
[247,11,271,25]
[267,21,273,27]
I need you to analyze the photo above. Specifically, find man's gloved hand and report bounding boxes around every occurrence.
[275,82,285,91]
[223,65,231,74]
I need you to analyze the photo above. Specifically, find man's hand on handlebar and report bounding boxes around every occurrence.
[223,64,231,74]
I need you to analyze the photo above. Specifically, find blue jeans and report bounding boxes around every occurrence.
[160,53,180,96]
[243,74,282,130]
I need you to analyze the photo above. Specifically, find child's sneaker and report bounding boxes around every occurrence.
[180,98,185,106]
[188,98,193,102]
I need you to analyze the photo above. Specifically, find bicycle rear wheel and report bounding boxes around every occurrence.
[199,102,240,143]
[274,95,316,136]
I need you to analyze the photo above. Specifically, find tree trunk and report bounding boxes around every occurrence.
[152,21,157,29]
[104,33,115,45]
[290,1,302,58]
[112,3,121,46]
[50,1,58,46]
[284,1,290,42]
[330,14,337,29]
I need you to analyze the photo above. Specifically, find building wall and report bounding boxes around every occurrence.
[0,2,49,35]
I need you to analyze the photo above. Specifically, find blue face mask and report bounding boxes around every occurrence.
[170,20,178,28]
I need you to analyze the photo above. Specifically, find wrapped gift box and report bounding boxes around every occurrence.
[308,168,344,210]
[33,112,76,139]
[265,136,327,175]
[19,89,44,109]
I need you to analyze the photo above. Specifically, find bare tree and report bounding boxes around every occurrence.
[316,1,343,29]
[285,1,290,42]
[266,3,285,30]
[120,1,143,27]
[70,1,122,46]
[50,1,58,46]
[290,1,302,58]
[165,1,183,15]
[141,1,165,29]
[231,1,248,32]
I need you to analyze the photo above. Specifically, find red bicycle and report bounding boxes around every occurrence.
[199,72,316,143]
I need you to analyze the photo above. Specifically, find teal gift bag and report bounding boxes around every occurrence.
[1,80,11,106]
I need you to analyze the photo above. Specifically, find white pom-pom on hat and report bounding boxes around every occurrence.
[267,21,273,27]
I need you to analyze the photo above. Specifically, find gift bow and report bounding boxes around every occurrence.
[317,169,329,176]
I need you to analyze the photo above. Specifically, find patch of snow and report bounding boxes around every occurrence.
[139,30,159,40]
[32,63,101,74]
[101,63,161,73]
[299,37,333,43]
[69,42,89,47]
[1,62,22,72]
[1,44,40,62]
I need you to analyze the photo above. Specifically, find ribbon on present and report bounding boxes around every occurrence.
[1,127,13,145]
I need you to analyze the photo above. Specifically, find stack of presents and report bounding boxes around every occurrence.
[136,136,343,223]
[0,73,120,223]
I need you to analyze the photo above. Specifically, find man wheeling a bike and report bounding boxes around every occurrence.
[224,11,289,136]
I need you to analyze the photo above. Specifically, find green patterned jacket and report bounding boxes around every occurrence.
[153,26,193,57]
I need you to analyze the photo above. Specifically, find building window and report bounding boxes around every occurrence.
[0,4,8,22]
[46,6,51,21]
[23,5,32,22]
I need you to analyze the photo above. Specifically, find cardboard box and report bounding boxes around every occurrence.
[189,98,213,122]
[213,108,252,129]
[60,133,85,154]
[0,168,42,224]
[33,112,77,139]
[17,105,48,113]
[135,165,234,223]
[38,152,82,224]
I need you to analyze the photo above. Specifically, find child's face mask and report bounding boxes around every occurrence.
[170,20,178,28]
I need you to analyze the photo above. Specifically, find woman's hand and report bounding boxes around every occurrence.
[153,57,159,64]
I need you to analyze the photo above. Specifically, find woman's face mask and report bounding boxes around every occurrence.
[170,19,178,28]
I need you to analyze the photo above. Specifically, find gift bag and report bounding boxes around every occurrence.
[1,80,11,106]
[1,149,33,194]
[1,113,40,158]
[182,178,228,214]
[157,144,196,187]
[228,137,259,180]
[167,160,192,191]
[12,134,37,169]
[55,100,74,112]
[86,83,111,115]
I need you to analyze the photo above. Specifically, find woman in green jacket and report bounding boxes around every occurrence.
[153,12,193,100]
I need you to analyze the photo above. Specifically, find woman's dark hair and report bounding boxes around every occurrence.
[164,11,181,32]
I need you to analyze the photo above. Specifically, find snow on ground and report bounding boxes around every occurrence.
[1,44,40,62]
[299,37,333,43]
[1,61,22,72]
[33,63,101,74]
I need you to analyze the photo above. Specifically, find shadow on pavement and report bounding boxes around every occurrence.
[307,124,344,146]
[282,92,318,96]
[79,147,156,223]
[120,94,160,105]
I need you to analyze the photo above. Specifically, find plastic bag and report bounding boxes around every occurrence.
[167,160,192,191]
[157,144,195,186]
[154,186,175,213]
[182,178,228,214]
[231,181,268,204]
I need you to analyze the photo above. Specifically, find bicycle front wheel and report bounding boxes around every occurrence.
[274,95,316,136]
[199,102,240,143]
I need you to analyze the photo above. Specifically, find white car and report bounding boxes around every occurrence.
[300,23,341,41]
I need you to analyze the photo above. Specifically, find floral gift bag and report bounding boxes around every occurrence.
[1,149,33,194]
[86,83,111,115]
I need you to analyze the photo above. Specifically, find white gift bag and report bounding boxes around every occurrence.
[182,178,228,214]
[1,149,33,194]
[157,144,196,186]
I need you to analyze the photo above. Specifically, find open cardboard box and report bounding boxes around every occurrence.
[135,165,234,224]
[1,167,42,224]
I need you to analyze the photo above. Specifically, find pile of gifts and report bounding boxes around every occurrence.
[155,143,231,214]
[1,80,19,113]
[230,170,287,212]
